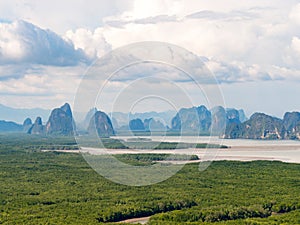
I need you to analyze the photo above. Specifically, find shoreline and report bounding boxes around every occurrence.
[42,144,300,164]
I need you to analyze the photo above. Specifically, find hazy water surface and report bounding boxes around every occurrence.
[110,136,300,163]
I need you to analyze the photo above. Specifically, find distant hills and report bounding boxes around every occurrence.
[0,104,50,124]
[0,120,23,133]
[111,111,176,128]
[0,103,299,140]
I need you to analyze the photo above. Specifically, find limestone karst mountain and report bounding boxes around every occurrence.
[28,117,45,135]
[224,113,286,140]
[45,103,75,135]
[1,101,299,140]
[23,118,32,133]
[171,105,211,133]
[129,118,145,131]
[87,111,115,137]
[283,112,300,140]
[144,118,166,131]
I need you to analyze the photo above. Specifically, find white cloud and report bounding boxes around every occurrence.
[291,36,300,54]
[64,28,111,59]
[0,20,87,66]
[269,65,300,81]
[0,22,26,61]
[0,0,133,34]
[206,60,272,83]
[283,36,300,67]
[289,3,300,25]
[93,8,272,63]
[115,0,182,20]
[0,0,300,114]
[71,0,299,83]
[0,64,86,108]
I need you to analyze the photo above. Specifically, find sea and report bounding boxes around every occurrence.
[110,136,300,164]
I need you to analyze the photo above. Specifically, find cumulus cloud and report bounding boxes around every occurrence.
[283,36,300,68]
[77,0,299,85]
[0,1,299,86]
[0,0,133,33]
[269,65,300,81]
[0,0,300,113]
[206,60,272,83]
[0,20,87,65]
[64,28,111,59]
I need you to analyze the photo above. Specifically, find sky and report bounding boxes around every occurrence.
[0,0,300,118]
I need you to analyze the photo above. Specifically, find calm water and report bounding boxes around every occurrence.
[111,136,300,163]
[114,135,300,146]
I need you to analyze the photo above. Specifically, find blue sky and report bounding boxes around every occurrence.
[0,0,300,118]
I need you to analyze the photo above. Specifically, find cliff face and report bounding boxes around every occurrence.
[144,118,165,131]
[171,105,211,133]
[23,118,32,133]
[224,111,300,140]
[238,109,248,122]
[87,111,115,137]
[226,109,241,124]
[283,112,300,140]
[46,103,75,135]
[210,107,242,135]
[28,117,45,135]
[174,106,244,136]
[211,106,227,135]
[225,113,286,140]
[82,107,98,129]
[129,118,145,131]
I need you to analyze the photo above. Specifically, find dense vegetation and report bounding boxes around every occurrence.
[0,134,299,224]
[0,134,227,150]
[77,136,228,149]
[114,153,199,166]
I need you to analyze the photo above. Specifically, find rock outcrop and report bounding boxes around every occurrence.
[283,112,300,140]
[226,108,241,124]
[87,111,115,137]
[211,107,243,136]
[225,113,286,139]
[171,105,211,133]
[28,117,45,135]
[111,111,176,128]
[22,118,32,133]
[46,103,75,135]
[238,109,248,122]
[129,118,145,131]
[82,107,98,129]
[144,118,166,131]
[211,106,227,135]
